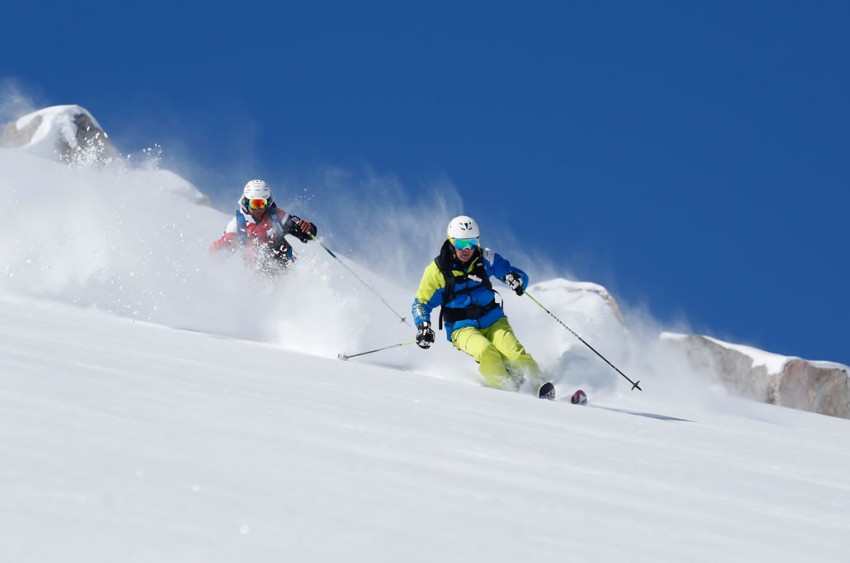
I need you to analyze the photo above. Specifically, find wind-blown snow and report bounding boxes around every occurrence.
[2,137,850,562]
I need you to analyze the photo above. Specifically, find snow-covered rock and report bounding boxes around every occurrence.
[662,333,850,418]
[1,105,210,205]
[1,104,119,164]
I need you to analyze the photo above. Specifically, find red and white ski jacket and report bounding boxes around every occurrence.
[210,203,317,254]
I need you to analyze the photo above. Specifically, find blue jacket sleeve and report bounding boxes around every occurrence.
[412,262,445,327]
[487,250,529,291]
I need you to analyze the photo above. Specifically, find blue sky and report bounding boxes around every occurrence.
[3,1,849,365]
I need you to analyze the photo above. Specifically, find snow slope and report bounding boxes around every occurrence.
[2,119,850,561]
[3,294,850,563]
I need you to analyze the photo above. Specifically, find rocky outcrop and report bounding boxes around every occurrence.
[779,359,850,418]
[1,105,118,164]
[663,334,850,418]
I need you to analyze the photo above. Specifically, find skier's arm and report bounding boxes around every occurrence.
[210,233,238,253]
[210,218,240,253]
[411,263,445,327]
[488,251,529,291]
[412,263,444,349]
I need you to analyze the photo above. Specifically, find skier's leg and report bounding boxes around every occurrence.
[486,317,546,387]
[452,326,513,389]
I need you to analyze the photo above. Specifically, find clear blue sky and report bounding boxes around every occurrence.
[3,1,849,365]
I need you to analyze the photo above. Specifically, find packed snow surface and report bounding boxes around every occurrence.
[1,144,849,562]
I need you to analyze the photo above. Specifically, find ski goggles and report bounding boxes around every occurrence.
[246,198,270,210]
[451,237,479,250]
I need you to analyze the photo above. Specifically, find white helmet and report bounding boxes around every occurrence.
[243,179,272,200]
[447,215,480,241]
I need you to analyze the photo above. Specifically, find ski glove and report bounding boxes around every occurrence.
[505,272,524,296]
[416,322,435,349]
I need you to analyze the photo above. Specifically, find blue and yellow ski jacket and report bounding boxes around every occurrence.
[411,240,529,340]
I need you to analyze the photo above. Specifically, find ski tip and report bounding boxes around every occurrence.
[337,353,349,361]
[570,389,588,405]
[538,382,556,400]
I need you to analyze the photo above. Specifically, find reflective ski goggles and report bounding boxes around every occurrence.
[246,197,269,210]
[451,237,479,250]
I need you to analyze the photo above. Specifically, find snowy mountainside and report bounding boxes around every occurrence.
[0,112,633,397]
[2,105,850,561]
[1,104,847,417]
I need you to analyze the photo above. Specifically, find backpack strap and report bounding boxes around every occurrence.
[236,212,247,246]
[434,242,455,330]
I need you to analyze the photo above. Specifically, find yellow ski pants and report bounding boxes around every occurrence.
[451,316,543,390]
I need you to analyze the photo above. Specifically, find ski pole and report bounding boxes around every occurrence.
[338,340,417,361]
[310,234,411,326]
[524,290,642,391]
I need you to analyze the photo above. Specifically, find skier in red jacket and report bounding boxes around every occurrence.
[211,179,317,275]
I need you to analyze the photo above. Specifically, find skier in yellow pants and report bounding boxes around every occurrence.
[411,215,554,399]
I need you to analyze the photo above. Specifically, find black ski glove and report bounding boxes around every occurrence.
[416,322,435,349]
[505,272,524,296]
